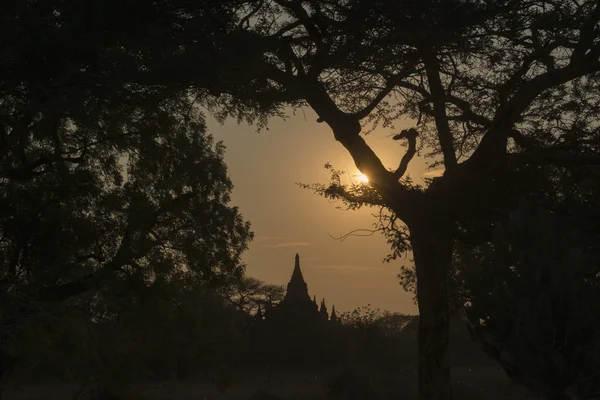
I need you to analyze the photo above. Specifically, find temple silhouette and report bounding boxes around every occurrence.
[262,253,337,325]
[245,254,494,370]
[250,253,339,366]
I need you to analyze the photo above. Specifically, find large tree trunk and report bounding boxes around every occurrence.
[410,220,454,400]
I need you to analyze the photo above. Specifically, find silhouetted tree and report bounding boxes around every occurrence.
[0,101,253,390]
[7,273,244,397]
[336,305,412,368]
[458,203,600,400]
[187,3,600,398]
[5,1,600,398]
[228,276,285,315]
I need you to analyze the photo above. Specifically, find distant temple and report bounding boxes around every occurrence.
[262,253,335,326]
[251,253,338,366]
[245,254,496,369]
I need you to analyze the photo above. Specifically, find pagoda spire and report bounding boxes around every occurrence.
[293,253,301,276]
[330,305,338,324]
[284,253,311,302]
[319,298,329,320]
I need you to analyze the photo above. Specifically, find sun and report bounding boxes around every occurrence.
[357,173,369,183]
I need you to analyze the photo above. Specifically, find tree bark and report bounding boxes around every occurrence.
[410,220,454,400]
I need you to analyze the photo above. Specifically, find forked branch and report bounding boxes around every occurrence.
[393,128,418,180]
[474,40,600,162]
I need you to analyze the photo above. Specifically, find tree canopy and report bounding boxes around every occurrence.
[3,1,600,399]
[0,87,253,389]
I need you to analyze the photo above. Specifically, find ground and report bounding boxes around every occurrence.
[2,367,539,400]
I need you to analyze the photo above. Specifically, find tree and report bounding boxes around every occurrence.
[0,98,253,387]
[227,276,285,315]
[2,3,255,392]
[5,270,245,397]
[5,1,600,398]
[337,305,413,367]
[108,273,243,384]
[191,2,599,398]
[338,305,411,333]
[459,203,600,400]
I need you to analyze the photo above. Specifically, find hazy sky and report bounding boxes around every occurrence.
[207,108,437,315]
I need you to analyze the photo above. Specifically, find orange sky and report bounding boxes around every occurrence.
[208,108,438,315]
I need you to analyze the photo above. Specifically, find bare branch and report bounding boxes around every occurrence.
[238,0,264,29]
[445,95,492,128]
[393,128,418,180]
[300,80,398,185]
[507,128,538,150]
[351,81,396,120]
[351,64,421,120]
[396,81,430,98]
[278,39,305,76]
[328,228,380,242]
[571,2,600,61]
[473,48,600,163]
[424,52,457,170]
[270,20,303,38]
[506,125,600,167]
[273,0,326,77]
[497,40,564,103]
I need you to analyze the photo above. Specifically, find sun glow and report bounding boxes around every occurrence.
[357,173,369,183]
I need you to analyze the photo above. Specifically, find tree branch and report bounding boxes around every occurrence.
[571,2,600,62]
[238,0,264,29]
[328,228,380,242]
[269,20,303,39]
[507,128,538,150]
[35,192,198,303]
[273,0,326,77]
[424,52,457,170]
[445,95,492,128]
[351,62,421,120]
[351,80,396,120]
[497,40,564,104]
[505,126,600,167]
[472,47,600,164]
[278,39,305,76]
[393,128,418,180]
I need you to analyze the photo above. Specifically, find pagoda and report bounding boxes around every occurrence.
[264,253,332,325]
[253,253,336,366]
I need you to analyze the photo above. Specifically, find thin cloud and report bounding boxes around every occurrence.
[422,169,444,178]
[266,241,311,248]
[254,235,287,242]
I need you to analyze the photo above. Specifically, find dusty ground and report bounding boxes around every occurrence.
[2,366,539,400]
